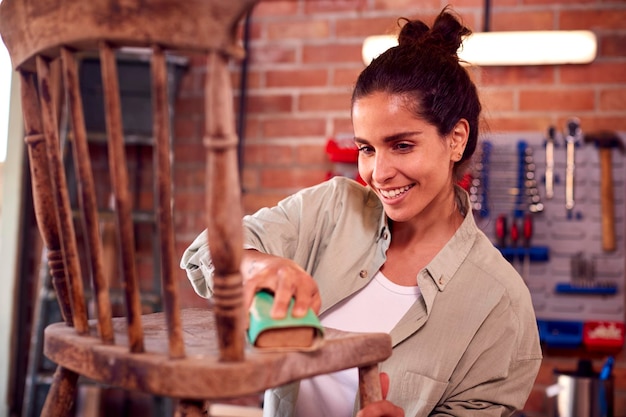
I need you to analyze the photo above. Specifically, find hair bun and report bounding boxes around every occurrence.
[397,7,471,59]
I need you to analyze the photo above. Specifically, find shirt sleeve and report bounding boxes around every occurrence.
[179,177,361,298]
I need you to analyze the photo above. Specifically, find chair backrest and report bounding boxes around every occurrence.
[0,0,259,363]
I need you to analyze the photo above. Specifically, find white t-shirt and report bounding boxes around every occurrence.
[294,271,421,417]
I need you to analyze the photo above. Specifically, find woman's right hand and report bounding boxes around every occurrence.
[241,249,321,319]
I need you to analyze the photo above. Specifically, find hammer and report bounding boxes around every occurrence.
[584,131,625,252]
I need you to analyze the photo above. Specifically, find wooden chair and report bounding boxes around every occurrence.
[0,1,393,416]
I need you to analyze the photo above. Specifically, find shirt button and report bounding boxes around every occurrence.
[382,232,389,240]
[359,270,368,278]
[439,277,444,285]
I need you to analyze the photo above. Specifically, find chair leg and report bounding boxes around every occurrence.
[358,364,383,407]
[41,365,79,417]
[174,399,208,417]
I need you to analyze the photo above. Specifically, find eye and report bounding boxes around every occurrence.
[357,145,374,155]
[394,142,414,152]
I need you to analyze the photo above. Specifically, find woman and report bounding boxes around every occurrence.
[182,7,542,417]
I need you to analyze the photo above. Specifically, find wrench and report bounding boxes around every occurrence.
[545,126,556,199]
[565,118,581,213]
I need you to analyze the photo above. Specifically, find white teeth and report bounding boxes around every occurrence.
[379,185,412,198]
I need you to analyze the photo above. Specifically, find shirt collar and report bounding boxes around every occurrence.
[425,186,478,291]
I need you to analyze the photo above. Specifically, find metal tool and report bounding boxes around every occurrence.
[583,130,625,252]
[524,145,543,213]
[496,214,507,248]
[545,126,556,199]
[522,213,532,282]
[510,217,520,272]
[564,118,581,214]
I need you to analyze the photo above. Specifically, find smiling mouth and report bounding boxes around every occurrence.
[378,184,414,199]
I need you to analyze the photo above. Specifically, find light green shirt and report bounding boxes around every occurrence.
[181,176,542,417]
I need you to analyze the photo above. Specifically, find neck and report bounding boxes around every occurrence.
[391,187,464,246]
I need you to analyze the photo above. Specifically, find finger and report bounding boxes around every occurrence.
[292,280,320,317]
[380,372,390,399]
[270,279,295,319]
[355,400,404,417]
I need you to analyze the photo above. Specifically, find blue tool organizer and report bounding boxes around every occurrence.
[472,131,626,350]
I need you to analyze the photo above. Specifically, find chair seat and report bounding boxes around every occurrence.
[44,308,392,400]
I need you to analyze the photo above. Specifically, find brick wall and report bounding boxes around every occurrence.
[172,1,626,415]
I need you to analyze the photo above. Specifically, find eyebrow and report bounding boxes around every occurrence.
[354,131,423,144]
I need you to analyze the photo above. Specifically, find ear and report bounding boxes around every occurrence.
[449,119,469,161]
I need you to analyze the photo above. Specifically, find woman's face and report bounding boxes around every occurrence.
[352,91,467,224]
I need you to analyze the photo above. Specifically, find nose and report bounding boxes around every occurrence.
[371,151,395,184]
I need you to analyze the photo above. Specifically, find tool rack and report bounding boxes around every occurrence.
[473,130,626,351]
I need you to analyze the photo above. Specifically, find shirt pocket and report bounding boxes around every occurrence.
[398,371,448,417]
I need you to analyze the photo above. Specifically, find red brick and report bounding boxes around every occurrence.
[480,89,515,113]
[242,118,262,139]
[173,165,205,190]
[561,62,626,85]
[173,116,199,139]
[439,0,486,7]
[490,10,555,31]
[332,117,354,135]
[245,94,293,114]
[526,0,594,5]
[243,144,294,165]
[253,1,300,17]
[304,0,368,14]
[260,167,328,189]
[571,115,626,132]
[241,166,261,191]
[266,68,328,88]
[250,43,298,65]
[299,91,352,112]
[333,67,363,87]
[266,19,330,40]
[480,66,555,86]
[303,43,363,64]
[296,144,329,165]
[520,89,595,112]
[174,143,207,164]
[373,0,440,11]
[487,115,554,132]
[335,17,399,38]
[561,9,626,30]
[601,34,626,58]
[599,88,626,111]
[262,117,326,138]
[242,192,289,214]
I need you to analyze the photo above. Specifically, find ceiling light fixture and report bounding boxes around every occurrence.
[362,30,597,67]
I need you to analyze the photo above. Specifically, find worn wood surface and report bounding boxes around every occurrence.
[152,44,185,359]
[44,308,392,400]
[20,71,75,326]
[61,46,115,343]
[0,0,257,71]
[40,366,79,417]
[36,55,90,335]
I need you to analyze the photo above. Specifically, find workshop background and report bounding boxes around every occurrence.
[4,0,626,416]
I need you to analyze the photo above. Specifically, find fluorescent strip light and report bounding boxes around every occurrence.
[362,30,597,66]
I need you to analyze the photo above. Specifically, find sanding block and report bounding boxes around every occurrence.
[247,290,324,349]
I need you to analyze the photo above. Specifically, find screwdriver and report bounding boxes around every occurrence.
[496,214,507,249]
[510,218,520,273]
[522,214,533,282]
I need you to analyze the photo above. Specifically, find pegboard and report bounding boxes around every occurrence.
[471,130,626,349]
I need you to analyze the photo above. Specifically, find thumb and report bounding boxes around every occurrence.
[380,372,390,399]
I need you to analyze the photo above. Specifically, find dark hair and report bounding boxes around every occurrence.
[352,7,481,171]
